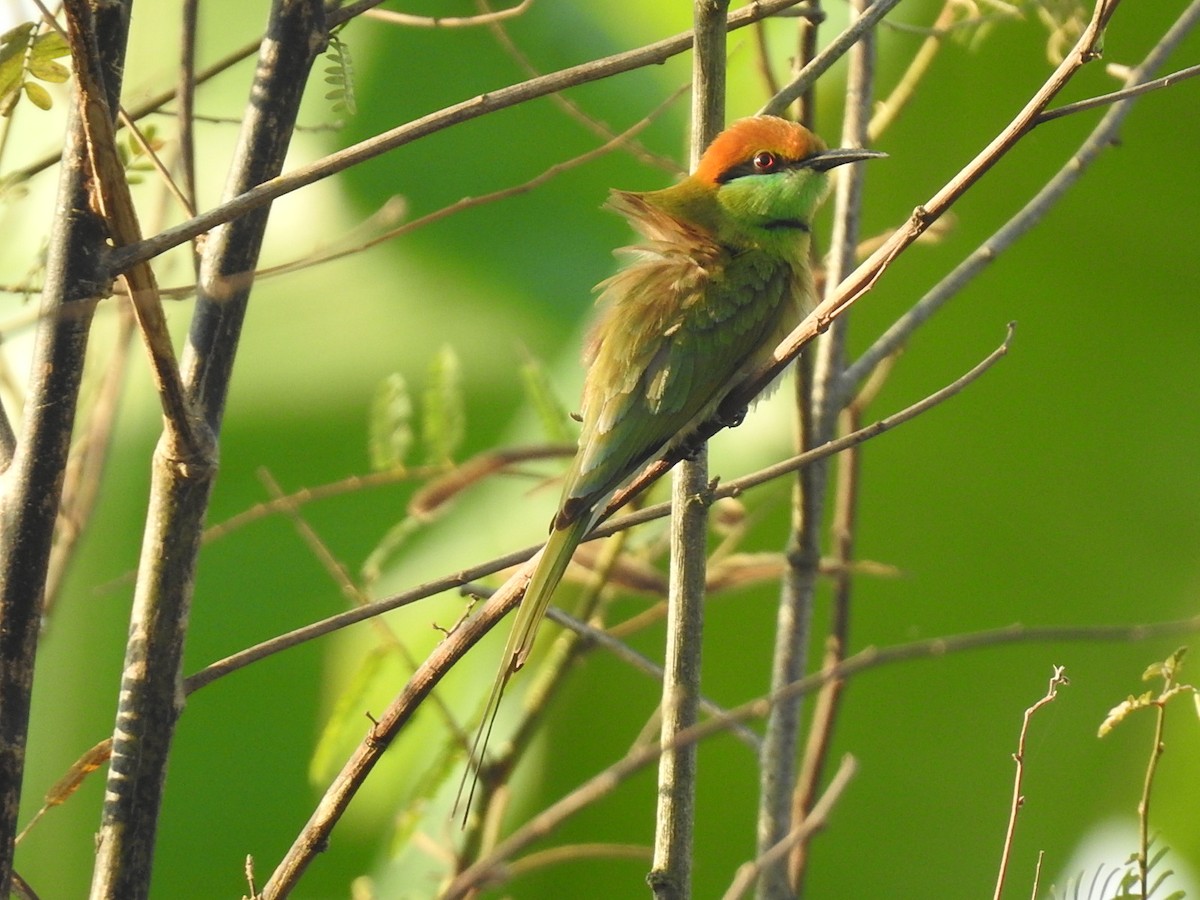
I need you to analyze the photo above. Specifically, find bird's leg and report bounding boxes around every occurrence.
[679,435,707,460]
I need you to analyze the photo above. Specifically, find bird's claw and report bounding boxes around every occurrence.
[719,404,748,429]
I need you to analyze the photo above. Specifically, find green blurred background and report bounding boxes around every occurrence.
[3,1,1199,897]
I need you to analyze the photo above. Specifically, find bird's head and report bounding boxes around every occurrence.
[680,116,884,248]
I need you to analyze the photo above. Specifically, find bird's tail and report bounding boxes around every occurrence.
[454,515,591,823]
[508,515,591,673]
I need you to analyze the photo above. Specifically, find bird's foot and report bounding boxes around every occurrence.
[718,403,748,429]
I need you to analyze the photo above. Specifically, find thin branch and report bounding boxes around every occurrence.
[238,88,687,290]
[726,754,857,900]
[116,110,195,217]
[104,0,837,275]
[1034,61,1200,125]
[538,605,761,749]
[477,0,683,175]
[789,360,894,892]
[178,0,200,226]
[868,0,958,141]
[185,324,1014,695]
[364,0,533,28]
[992,666,1068,900]
[62,0,208,460]
[442,615,1200,899]
[649,3,727,896]
[842,0,1200,394]
[650,448,710,900]
[725,0,1121,420]
[258,328,1012,897]
[757,0,902,117]
[256,469,467,746]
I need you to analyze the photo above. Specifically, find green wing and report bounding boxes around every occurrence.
[559,200,802,523]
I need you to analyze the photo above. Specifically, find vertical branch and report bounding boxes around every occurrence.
[793,1,821,128]
[651,2,728,898]
[757,2,875,895]
[88,3,327,898]
[0,2,131,895]
[0,403,13,471]
[790,1,876,893]
[178,0,200,222]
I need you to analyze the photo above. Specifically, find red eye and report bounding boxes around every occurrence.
[752,150,778,173]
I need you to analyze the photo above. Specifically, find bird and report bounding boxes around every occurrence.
[458,115,883,817]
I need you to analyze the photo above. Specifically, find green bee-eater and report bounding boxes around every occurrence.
[462,115,882,811]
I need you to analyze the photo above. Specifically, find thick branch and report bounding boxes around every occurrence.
[0,2,131,895]
[88,3,327,898]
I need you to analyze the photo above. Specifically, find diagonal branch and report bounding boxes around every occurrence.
[0,3,132,895]
[258,326,1013,897]
[725,0,1121,417]
[842,1,1200,394]
[61,0,208,461]
[88,3,328,898]
[443,614,1200,899]
[186,323,1015,696]
[106,0,848,275]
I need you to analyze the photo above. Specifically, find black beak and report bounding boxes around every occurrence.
[805,147,888,172]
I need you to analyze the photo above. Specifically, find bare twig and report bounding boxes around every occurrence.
[442,616,1200,899]
[842,0,1199,395]
[758,0,875,892]
[868,0,958,141]
[185,325,1013,695]
[104,0,840,275]
[62,0,207,460]
[992,666,1068,900]
[364,0,533,28]
[648,3,727,896]
[726,754,857,900]
[788,359,894,890]
[241,89,687,289]
[758,0,902,117]
[718,0,1120,428]
[478,0,683,175]
[1034,61,1200,125]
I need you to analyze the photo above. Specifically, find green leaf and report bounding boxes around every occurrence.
[0,23,34,65]
[0,24,33,115]
[368,373,413,472]
[320,33,355,117]
[30,31,69,61]
[519,353,574,445]
[28,57,69,83]
[421,345,464,466]
[22,80,51,110]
